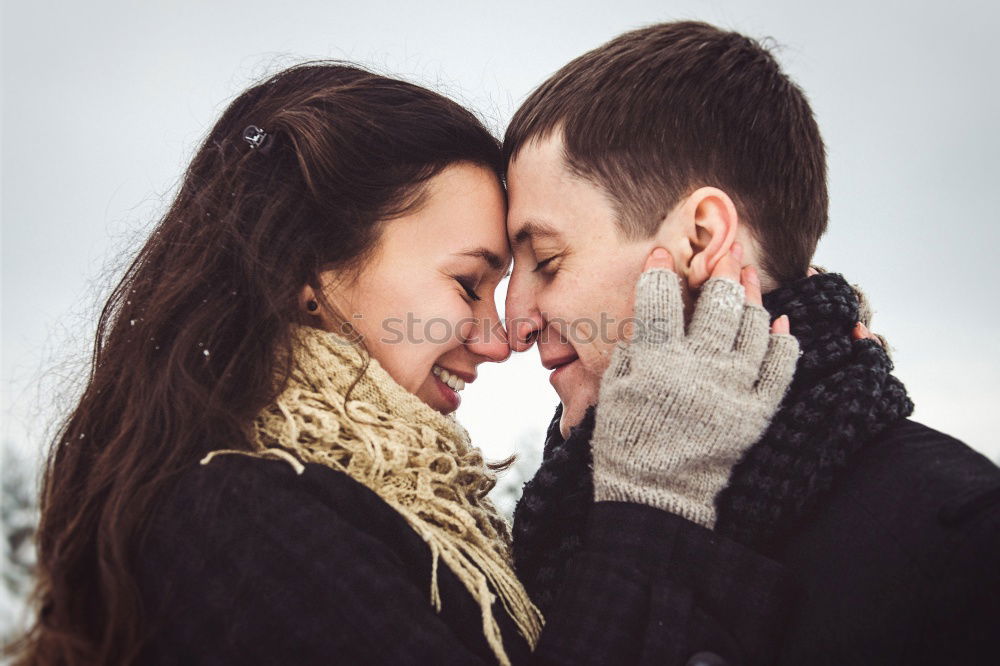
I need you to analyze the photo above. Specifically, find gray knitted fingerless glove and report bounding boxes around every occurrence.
[592,270,800,528]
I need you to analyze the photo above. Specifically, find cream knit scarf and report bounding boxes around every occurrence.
[201,325,543,665]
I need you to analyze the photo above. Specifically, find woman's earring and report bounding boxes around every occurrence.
[307,300,319,312]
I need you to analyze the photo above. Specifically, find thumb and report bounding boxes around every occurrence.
[644,247,674,272]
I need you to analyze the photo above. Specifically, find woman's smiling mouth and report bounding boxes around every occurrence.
[432,364,467,391]
[431,364,475,412]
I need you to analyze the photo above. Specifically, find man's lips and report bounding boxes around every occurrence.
[542,353,579,371]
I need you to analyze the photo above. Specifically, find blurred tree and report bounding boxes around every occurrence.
[488,429,544,521]
[2,442,38,645]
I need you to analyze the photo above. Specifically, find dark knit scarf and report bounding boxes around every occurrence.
[512,272,913,613]
[714,272,914,550]
[511,405,595,615]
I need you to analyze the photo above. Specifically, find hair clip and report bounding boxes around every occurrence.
[242,125,272,153]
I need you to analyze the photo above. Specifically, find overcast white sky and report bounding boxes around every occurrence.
[3,0,999,471]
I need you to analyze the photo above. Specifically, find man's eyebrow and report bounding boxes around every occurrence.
[511,220,561,247]
[456,247,511,275]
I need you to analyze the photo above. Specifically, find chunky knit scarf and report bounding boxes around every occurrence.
[512,272,913,612]
[202,325,543,665]
[511,405,595,616]
[714,271,914,551]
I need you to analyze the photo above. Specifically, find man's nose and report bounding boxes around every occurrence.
[505,274,542,353]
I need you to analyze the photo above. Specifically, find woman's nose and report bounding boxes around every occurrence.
[464,312,511,363]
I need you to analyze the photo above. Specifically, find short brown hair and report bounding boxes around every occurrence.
[504,21,827,285]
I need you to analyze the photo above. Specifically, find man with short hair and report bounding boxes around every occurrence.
[507,22,999,664]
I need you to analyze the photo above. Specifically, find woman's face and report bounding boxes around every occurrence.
[315,163,511,414]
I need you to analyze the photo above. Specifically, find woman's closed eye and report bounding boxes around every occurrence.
[455,276,482,302]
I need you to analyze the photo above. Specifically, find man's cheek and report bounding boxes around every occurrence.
[585,343,615,378]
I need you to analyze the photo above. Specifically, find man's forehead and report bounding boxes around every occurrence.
[505,143,577,247]
[507,134,569,183]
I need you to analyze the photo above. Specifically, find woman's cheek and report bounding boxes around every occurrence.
[432,295,476,345]
[456,314,476,343]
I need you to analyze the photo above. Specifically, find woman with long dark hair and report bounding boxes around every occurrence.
[14,63,800,665]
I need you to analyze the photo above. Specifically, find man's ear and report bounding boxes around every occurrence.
[682,187,739,289]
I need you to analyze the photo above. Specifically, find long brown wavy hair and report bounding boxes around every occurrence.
[13,62,503,665]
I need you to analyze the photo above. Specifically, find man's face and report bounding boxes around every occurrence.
[505,136,652,437]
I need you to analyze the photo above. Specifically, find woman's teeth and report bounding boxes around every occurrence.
[432,365,465,391]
